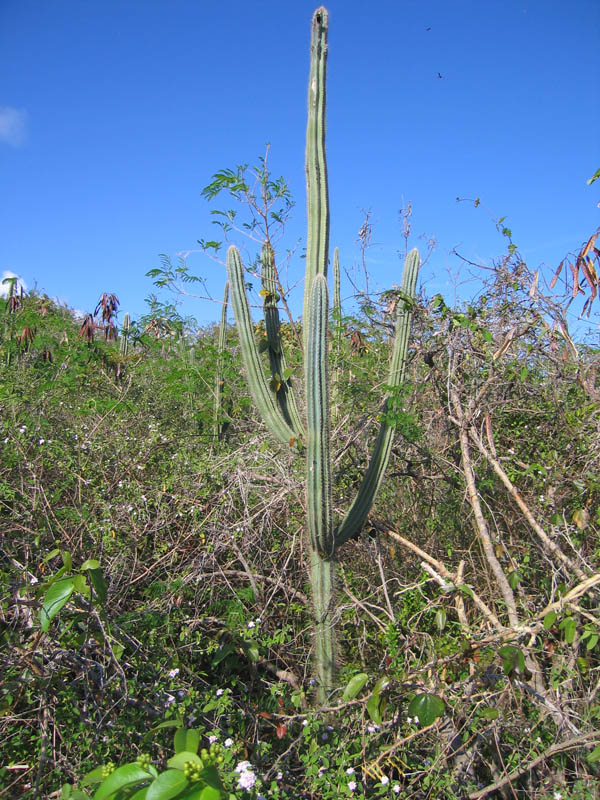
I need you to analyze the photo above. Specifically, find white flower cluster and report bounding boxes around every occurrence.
[235,761,256,792]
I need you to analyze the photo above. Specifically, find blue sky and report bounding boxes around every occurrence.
[1,0,598,331]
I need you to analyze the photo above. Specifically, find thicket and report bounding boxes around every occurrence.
[2,6,600,800]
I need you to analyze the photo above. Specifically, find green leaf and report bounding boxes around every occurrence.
[89,568,107,604]
[559,617,577,645]
[173,728,188,754]
[94,764,152,800]
[146,770,188,800]
[40,577,75,632]
[480,707,499,721]
[498,645,526,677]
[587,168,600,186]
[196,766,224,793]
[81,559,101,571]
[72,573,91,598]
[211,641,234,667]
[150,719,184,732]
[166,752,201,771]
[185,729,201,755]
[507,571,522,590]
[342,672,369,701]
[61,551,73,571]
[457,584,474,599]
[543,611,557,630]
[43,548,61,563]
[587,745,600,763]
[371,676,391,696]
[198,787,221,800]
[366,692,383,725]
[80,766,105,788]
[129,788,150,800]
[407,693,445,726]
[240,640,259,662]
[282,367,293,381]
[585,634,598,651]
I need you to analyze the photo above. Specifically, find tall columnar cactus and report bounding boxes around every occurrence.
[119,313,131,356]
[226,6,420,703]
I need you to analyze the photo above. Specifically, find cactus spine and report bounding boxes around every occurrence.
[120,313,131,356]
[226,7,420,704]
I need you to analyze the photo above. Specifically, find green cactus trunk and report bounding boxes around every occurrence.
[226,7,420,705]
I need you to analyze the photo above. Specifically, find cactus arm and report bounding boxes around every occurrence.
[335,248,420,547]
[303,6,330,345]
[261,243,305,435]
[227,245,298,446]
[306,274,333,557]
[214,281,229,441]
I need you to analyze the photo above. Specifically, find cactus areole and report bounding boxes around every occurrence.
[225,7,420,704]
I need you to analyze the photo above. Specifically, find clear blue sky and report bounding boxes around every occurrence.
[1,0,598,330]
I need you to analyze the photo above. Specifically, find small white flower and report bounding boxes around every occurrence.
[347,780,357,792]
[302,719,309,727]
[216,688,224,696]
[276,772,283,781]
[247,621,255,629]
[393,785,401,794]
[381,775,389,786]
[553,793,562,800]
[38,438,45,445]
[167,668,179,678]
[346,767,355,775]
[208,735,218,743]
[164,694,175,707]
[224,738,233,747]
[235,761,252,773]
[367,723,380,733]
[237,770,256,791]
[29,576,38,585]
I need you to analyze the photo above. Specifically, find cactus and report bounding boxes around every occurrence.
[119,313,131,356]
[226,6,420,703]
[260,243,304,435]
[214,282,229,441]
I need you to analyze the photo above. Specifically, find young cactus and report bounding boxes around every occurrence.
[119,313,131,356]
[226,6,420,703]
